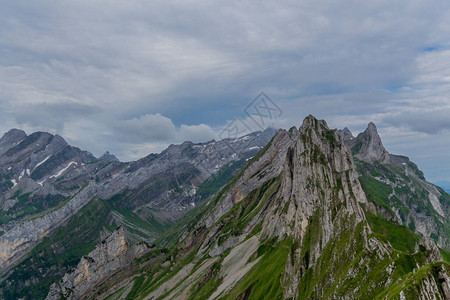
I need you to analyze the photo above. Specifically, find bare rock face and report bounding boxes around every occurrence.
[346,122,450,249]
[338,127,354,142]
[262,116,367,241]
[348,122,390,164]
[99,151,119,162]
[200,127,299,229]
[0,129,27,155]
[258,116,368,298]
[46,226,150,300]
[419,236,443,264]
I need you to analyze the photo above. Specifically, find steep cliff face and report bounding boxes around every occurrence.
[347,122,390,164]
[343,123,450,249]
[46,226,150,300]
[90,115,450,300]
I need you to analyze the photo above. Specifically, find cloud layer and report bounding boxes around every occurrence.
[1,1,450,181]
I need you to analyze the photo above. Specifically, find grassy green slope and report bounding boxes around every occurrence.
[356,159,450,248]
[0,198,116,300]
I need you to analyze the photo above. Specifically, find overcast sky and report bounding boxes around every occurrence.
[1,1,449,182]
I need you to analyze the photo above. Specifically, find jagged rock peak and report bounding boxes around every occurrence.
[300,114,328,130]
[339,127,354,142]
[0,128,27,140]
[349,122,390,164]
[51,134,68,147]
[260,114,367,241]
[99,151,119,162]
[0,129,27,154]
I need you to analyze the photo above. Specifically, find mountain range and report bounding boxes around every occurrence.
[0,116,448,299]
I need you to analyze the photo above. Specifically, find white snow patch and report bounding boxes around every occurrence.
[239,135,251,141]
[248,146,261,151]
[37,179,46,186]
[7,167,12,170]
[11,179,17,188]
[34,155,51,170]
[18,170,25,180]
[26,169,30,176]
[49,162,78,179]
[190,202,196,207]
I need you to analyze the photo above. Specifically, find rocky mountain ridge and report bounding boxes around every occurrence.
[75,115,449,299]
[0,127,276,299]
[342,123,450,249]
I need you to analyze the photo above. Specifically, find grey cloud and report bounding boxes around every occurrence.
[14,102,101,131]
[1,1,450,180]
[383,108,450,134]
[114,113,177,143]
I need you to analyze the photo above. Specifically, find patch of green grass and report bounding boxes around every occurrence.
[188,260,223,300]
[138,244,200,298]
[222,239,292,300]
[376,262,449,299]
[358,175,394,214]
[0,212,11,225]
[126,275,145,300]
[216,176,281,246]
[197,159,246,199]
[440,248,450,264]
[366,210,420,254]
[23,182,89,222]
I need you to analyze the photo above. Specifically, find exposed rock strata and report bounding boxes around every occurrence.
[46,227,150,300]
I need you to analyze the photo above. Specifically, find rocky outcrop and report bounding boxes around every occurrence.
[46,227,150,300]
[200,127,298,229]
[338,127,354,142]
[347,122,450,249]
[419,236,443,264]
[347,122,390,164]
[0,129,27,155]
[99,151,119,162]
[263,116,367,239]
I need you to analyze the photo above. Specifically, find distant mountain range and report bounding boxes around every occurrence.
[0,117,449,299]
[0,127,276,299]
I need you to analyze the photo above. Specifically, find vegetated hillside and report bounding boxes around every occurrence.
[0,128,275,299]
[50,115,449,300]
[343,123,450,250]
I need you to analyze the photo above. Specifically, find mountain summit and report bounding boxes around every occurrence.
[1,117,449,299]
[346,122,390,164]
[50,115,448,300]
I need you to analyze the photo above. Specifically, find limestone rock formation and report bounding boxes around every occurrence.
[347,122,390,164]
[46,226,150,300]
[346,122,450,249]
